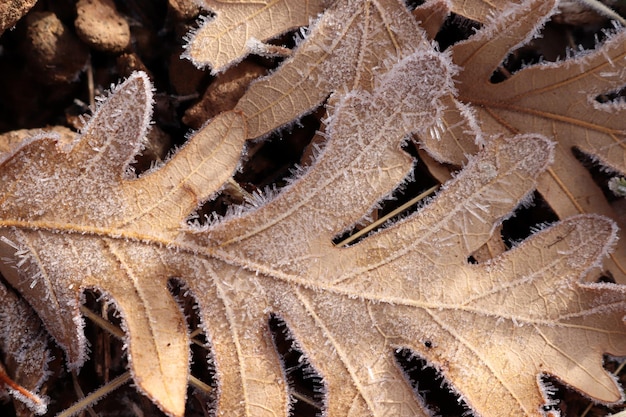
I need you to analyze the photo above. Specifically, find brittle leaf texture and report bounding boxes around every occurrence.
[0,72,247,416]
[184,0,332,72]
[240,0,437,139]
[421,0,626,283]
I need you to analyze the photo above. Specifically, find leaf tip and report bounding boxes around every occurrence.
[499,133,556,179]
[181,14,241,74]
[569,213,619,259]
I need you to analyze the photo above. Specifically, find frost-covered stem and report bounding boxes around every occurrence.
[57,372,131,417]
[334,184,439,247]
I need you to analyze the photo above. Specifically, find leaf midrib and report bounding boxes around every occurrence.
[2,219,619,333]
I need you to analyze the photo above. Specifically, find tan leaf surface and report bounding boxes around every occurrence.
[0,73,247,416]
[236,0,435,139]
[419,0,626,283]
[187,0,432,140]
[0,35,625,417]
[412,0,449,39]
[184,0,332,72]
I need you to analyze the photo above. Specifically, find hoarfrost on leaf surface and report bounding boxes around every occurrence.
[0,1,624,416]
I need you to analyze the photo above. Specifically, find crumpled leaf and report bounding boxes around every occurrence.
[419,0,626,283]
[0,30,624,417]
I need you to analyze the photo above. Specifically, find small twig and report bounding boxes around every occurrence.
[189,375,213,395]
[580,401,593,417]
[190,327,204,339]
[71,371,98,417]
[86,59,95,108]
[335,184,439,247]
[101,303,112,384]
[57,372,131,417]
[79,305,124,339]
[227,177,254,201]
[292,391,322,410]
[0,364,47,414]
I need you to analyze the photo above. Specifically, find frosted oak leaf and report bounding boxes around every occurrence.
[0,279,49,415]
[0,48,624,417]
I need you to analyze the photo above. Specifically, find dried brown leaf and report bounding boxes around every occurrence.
[0,73,247,416]
[187,0,433,140]
[0,1,625,416]
[412,0,449,39]
[0,41,624,417]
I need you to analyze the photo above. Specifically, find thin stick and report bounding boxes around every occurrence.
[79,305,124,339]
[579,401,593,417]
[189,375,213,395]
[335,184,439,247]
[292,391,322,409]
[190,327,204,339]
[227,177,254,201]
[86,59,95,108]
[71,371,98,417]
[57,372,131,417]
